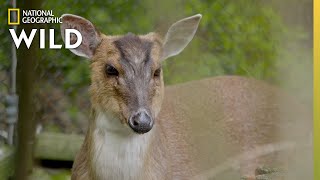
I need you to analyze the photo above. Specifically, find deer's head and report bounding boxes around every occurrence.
[60,14,201,134]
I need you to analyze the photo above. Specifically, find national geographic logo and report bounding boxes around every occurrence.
[8,9,62,25]
[8,9,82,49]
[8,8,20,25]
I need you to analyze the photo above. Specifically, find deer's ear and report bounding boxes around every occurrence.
[161,14,202,60]
[60,14,101,58]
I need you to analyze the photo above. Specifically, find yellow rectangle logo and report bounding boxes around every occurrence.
[8,8,20,25]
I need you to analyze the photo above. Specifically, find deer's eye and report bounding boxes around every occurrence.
[105,64,119,76]
[154,68,161,77]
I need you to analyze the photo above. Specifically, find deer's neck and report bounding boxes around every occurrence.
[90,110,154,180]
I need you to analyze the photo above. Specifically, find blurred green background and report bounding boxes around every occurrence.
[0,0,312,88]
[0,0,312,179]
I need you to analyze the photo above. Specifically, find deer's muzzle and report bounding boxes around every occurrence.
[128,109,153,134]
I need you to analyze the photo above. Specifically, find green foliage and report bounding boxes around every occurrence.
[0,0,310,90]
[51,170,71,180]
[164,0,286,84]
[0,1,12,72]
[30,168,70,180]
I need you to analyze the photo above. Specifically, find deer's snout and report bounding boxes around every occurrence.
[128,110,153,134]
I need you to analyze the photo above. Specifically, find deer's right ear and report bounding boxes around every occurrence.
[161,14,202,60]
[60,14,101,59]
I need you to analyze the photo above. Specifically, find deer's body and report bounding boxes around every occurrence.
[71,76,311,180]
[61,14,312,180]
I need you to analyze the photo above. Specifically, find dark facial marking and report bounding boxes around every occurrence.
[113,33,152,64]
[113,33,156,115]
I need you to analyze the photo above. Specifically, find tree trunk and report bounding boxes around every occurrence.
[15,0,42,179]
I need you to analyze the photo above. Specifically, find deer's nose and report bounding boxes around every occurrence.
[129,110,153,134]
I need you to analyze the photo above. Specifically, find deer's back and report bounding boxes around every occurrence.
[159,76,312,178]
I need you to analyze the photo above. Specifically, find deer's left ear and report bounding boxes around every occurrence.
[161,14,202,60]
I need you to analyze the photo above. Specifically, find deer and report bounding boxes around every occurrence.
[60,14,312,180]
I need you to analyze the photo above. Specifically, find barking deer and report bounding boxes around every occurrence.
[60,14,312,179]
